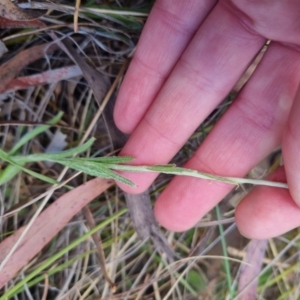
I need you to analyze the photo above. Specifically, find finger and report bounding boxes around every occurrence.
[282,86,300,205]
[230,0,300,45]
[117,2,266,194]
[114,0,217,133]
[235,167,300,239]
[154,42,300,231]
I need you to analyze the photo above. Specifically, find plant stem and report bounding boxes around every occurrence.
[106,164,288,189]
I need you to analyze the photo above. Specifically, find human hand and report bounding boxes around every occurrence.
[113,0,300,238]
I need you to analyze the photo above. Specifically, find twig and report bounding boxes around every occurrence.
[82,207,116,293]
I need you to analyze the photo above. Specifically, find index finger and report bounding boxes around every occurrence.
[114,0,217,133]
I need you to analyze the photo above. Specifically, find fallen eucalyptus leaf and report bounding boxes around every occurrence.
[0,0,45,21]
[237,240,268,299]
[52,37,110,107]
[0,15,45,27]
[0,43,58,94]
[0,177,114,289]
[2,65,82,95]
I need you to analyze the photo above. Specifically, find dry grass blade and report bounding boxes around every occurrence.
[74,0,81,33]
[19,1,148,17]
[227,246,290,269]
[0,178,113,288]
[0,121,75,133]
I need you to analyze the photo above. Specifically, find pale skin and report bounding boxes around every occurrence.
[113,0,300,239]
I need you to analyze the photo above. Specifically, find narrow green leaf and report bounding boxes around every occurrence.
[79,156,134,164]
[9,112,64,156]
[104,163,288,188]
[0,208,127,300]
[215,205,234,298]
[55,158,135,186]
[12,138,96,164]
[0,149,57,185]
[0,164,25,186]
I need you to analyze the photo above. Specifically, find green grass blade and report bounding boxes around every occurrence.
[0,149,57,185]
[79,156,134,164]
[215,205,235,299]
[11,230,135,296]
[55,158,135,186]
[0,164,25,186]
[0,208,127,300]
[106,164,288,189]
[12,138,96,163]
[8,111,64,156]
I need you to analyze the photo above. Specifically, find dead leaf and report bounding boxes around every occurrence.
[0,178,114,288]
[0,0,45,21]
[0,42,58,94]
[237,239,268,300]
[48,35,110,106]
[1,65,82,96]
[0,16,45,28]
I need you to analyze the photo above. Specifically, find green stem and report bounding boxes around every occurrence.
[215,205,234,299]
[106,163,288,189]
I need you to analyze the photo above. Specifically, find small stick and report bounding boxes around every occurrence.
[82,206,117,293]
[103,94,176,259]
[74,0,80,33]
